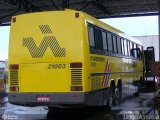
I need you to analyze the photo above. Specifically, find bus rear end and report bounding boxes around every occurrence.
[8,10,87,107]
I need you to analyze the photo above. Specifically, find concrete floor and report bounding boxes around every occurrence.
[0,92,159,120]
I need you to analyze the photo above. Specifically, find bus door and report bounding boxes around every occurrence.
[144,47,155,88]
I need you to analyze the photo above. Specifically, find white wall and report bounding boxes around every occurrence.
[0,60,8,79]
[0,60,8,71]
[134,35,159,61]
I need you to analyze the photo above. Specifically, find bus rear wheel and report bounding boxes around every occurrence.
[115,82,122,105]
[108,82,115,107]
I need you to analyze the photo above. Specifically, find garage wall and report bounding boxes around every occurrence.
[134,35,159,61]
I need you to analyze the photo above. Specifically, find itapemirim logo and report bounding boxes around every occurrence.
[22,25,66,58]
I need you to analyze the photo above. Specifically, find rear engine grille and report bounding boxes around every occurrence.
[10,70,18,86]
[71,68,82,85]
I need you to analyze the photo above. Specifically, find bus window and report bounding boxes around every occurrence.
[88,25,95,49]
[117,36,122,54]
[130,42,134,57]
[134,43,137,57]
[139,45,143,51]
[140,45,143,57]
[124,39,128,56]
[130,44,142,58]
[94,28,103,51]
[130,42,135,57]
[127,41,131,56]
[136,44,139,50]
[113,35,117,54]
[121,38,124,55]
[102,31,107,51]
[107,32,113,52]
[137,45,142,58]
[141,46,143,51]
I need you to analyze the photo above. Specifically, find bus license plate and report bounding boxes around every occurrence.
[37,96,50,102]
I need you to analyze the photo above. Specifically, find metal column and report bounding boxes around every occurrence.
[158,0,160,61]
[159,14,160,61]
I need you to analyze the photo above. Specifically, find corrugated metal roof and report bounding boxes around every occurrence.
[0,0,159,25]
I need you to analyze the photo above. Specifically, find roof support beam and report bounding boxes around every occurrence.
[22,0,41,12]
[0,1,22,20]
[158,0,160,61]
[50,0,60,10]
[0,0,41,24]
[62,0,69,9]
[96,12,158,19]
[91,0,111,15]
[79,2,90,11]
[3,0,18,5]
[0,9,19,20]
[1,0,41,12]
[0,0,18,8]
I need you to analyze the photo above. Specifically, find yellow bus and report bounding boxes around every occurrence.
[8,9,143,109]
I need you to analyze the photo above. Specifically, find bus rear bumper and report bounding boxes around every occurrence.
[8,92,85,107]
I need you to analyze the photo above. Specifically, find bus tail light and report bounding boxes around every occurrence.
[9,64,19,70]
[71,86,83,91]
[70,62,82,68]
[10,86,19,92]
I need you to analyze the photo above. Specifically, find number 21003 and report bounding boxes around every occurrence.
[48,64,66,69]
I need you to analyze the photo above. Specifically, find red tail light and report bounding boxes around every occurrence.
[10,86,19,92]
[9,64,19,70]
[71,86,83,91]
[70,62,82,68]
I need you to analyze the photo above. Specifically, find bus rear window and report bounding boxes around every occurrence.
[88,25,95,49]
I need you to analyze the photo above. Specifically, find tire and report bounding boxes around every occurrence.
[46,109,66,120]
[108,82,115,107]
[134,92,139,97]
[115,82,122,105]
[134,78,142,97]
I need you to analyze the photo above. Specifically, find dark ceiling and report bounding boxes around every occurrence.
[0,0,159,25]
